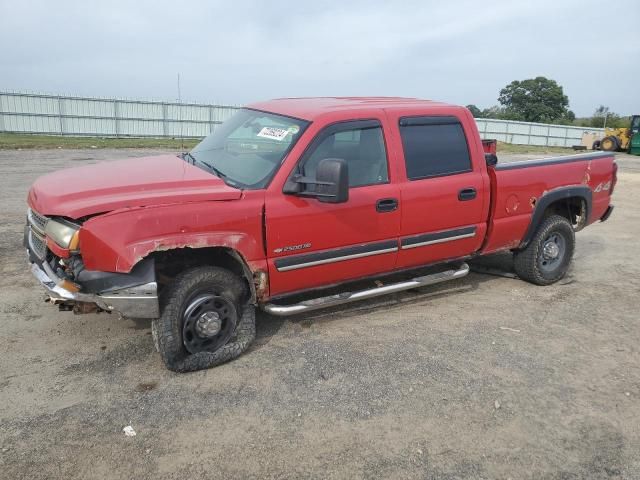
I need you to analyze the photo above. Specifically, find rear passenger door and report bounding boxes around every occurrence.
[392,115,487,269]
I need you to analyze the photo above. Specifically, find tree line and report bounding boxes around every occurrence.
[466,77,631,128]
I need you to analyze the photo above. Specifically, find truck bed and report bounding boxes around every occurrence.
[482,151,616,254]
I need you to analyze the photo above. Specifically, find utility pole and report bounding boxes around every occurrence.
[177,73,184,151]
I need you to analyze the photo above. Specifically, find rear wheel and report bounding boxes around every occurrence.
[153,266,256,372]
[600,136,619,152]
[513,215,575,285]
[592,140,601,150]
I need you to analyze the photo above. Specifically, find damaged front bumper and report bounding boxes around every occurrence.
[30,261,160,319]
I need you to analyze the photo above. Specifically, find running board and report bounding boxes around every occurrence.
[262,262,470,316]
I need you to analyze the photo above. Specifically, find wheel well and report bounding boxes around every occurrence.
[542,196,588,231]
[150,247,255,304]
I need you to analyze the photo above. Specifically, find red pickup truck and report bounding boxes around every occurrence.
[25,97,616,372]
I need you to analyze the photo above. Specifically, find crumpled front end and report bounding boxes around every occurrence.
[25,207,159,318]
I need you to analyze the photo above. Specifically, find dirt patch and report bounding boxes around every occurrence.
[1,149,639,479]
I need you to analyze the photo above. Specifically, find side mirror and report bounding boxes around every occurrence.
[283,158,349,203]
[316,158,349,203]
[485,153,498,167]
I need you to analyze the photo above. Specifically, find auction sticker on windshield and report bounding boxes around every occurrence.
[257,127,289,141]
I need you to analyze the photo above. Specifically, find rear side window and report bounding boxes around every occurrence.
[399,116,471,180]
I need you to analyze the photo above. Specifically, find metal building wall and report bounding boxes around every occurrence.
[1,91,604,146]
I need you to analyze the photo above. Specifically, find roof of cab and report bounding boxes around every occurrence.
[246,97,457,121]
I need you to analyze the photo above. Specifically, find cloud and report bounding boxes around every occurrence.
[0,0,638,115]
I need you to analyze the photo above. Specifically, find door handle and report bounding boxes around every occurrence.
[376,198,398,213]
[458,188,477,201]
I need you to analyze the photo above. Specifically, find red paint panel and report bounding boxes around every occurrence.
[265,184,401,295]
[28,155,241,219]
[395,174,487,268]
[382,107,490,269]
[481,215,530,253]
[79,190,265,273]
[264,109,402,296]
[483,155,616,253]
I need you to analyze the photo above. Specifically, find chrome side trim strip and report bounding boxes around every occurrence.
[263,262,470,316]
[277,247,398,272]
[401,231,476,250]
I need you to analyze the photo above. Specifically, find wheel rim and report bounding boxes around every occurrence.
[538,232,566,273]
[182,293,237,354]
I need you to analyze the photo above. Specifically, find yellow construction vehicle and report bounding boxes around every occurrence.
[594,115,640,153]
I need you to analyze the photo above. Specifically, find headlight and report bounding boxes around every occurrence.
[45,219,80,249]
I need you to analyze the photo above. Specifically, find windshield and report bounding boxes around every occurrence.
[188,108,309,189]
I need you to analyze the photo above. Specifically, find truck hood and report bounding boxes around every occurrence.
[28,154,242,219]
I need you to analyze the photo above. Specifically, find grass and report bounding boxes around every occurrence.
[0,133,575,155]
[0,133,199,150]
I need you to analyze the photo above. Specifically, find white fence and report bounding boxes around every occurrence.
[0,91,239,138]
[0,91,604,146]
[475,118,603,147]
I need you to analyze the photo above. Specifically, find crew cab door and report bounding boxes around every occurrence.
[265,119,401,297]
[388,113,489,269]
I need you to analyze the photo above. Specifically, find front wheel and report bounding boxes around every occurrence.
[513,215,575,285]
[153,266,256,372]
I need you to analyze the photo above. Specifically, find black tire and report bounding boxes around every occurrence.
[600,136,619,152]
[592,140,601,150]
[513,215,575,286]
[153,266,256,372]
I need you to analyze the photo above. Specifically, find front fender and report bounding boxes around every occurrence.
[78,197,265,273]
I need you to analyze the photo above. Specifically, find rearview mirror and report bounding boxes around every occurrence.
[485,153,498,167]
[283,158,349,203]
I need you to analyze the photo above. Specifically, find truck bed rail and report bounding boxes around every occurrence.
[495,151,613,171]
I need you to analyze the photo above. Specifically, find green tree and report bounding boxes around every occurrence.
[466,104,483,118]
[498,77,573,123]
[481,105,510,119]
[589,105,627,128]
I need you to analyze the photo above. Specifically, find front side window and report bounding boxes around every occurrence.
[399,117,472,180]
[189,109,308,189]
[301,122,389,188]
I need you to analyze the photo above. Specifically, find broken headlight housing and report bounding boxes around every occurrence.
[45,218,80,250]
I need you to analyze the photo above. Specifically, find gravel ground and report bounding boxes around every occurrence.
[1,149,639,479]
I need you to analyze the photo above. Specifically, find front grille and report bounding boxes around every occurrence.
[28,208,48,234]
[27,208,50,260]
[29,228,48,260]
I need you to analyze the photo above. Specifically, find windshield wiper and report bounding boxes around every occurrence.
[179,152,197,164]
[180,151,241,188]
[198,159,227,180]
[197,159,243,188]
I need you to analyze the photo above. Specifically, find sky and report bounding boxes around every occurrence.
[1,0,639,117]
